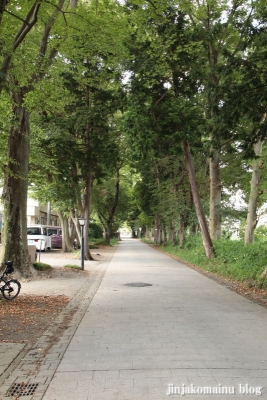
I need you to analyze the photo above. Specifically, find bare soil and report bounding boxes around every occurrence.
[0,245,116,344]
[0,294,70,344]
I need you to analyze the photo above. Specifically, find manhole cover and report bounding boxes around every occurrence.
[124,282,152,287]
[7,382,39,397]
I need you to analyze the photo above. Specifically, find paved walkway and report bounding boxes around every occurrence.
[45,239,267,400]
[1,239,267,399]
[0,343,26,376]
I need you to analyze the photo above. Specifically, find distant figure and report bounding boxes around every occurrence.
[73,238,78,250]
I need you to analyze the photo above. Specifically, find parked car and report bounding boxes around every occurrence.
[46,226,62,248]
[27,225,52,251]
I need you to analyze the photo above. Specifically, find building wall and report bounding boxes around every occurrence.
[0,195,59,234]
[27,198,59,226]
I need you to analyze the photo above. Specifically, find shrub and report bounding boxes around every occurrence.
[89,223,103,239]
[33,262,52,271]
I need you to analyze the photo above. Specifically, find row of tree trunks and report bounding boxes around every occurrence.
[144,133,263,253]
[148,141,214,255]
[152,219,184,248]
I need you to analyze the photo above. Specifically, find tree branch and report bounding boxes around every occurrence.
[13,2,41,51]
[39,0,66,58]
[3,9,28,24]
[0,0,9,25]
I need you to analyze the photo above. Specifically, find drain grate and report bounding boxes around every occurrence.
[124,282,152,287]
[7,382,39,397]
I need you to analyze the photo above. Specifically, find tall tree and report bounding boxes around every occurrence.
[1,0,73,275]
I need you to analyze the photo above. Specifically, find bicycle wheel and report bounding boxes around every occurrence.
[2,279,21,300]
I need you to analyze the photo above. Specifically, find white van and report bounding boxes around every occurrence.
[27,225,52,251]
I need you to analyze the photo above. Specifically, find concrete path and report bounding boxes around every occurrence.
[0,343,26,376]
[40,239,267,400]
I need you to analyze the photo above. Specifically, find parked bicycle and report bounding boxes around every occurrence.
[0,261,21,300]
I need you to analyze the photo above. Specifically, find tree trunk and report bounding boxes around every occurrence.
[83,171,94,260]
[154,217,160,244]
[71,214,81,246]
[190,224,198,234]
[183,141,215,258]
[158,224,163,245]
[0,0,8,25]
[96,169,121,246]
[172,231,177,246]
[1,89,34,277]
[105,230,111,245]
[244,139,264,245]
[101,218,114,245]
[58,212,73,251]
[68,216,77,247]
[107,220,113,243]
[169,221,177,246]
[98,212,110,245]
[178,217,185,248]
[105,168,121,245]
[145,226,152,240]
[209,148,222,239]
[163,224,167,246]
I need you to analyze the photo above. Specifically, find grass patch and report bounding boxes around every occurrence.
[64,264,81,270]
[146,235,267,289]
[142,239,154,245]
[91,238,118,246]
[33,262,52,271]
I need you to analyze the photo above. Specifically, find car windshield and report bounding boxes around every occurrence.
[27,227,41,235]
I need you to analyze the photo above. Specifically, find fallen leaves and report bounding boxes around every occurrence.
[0,294,70,343]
